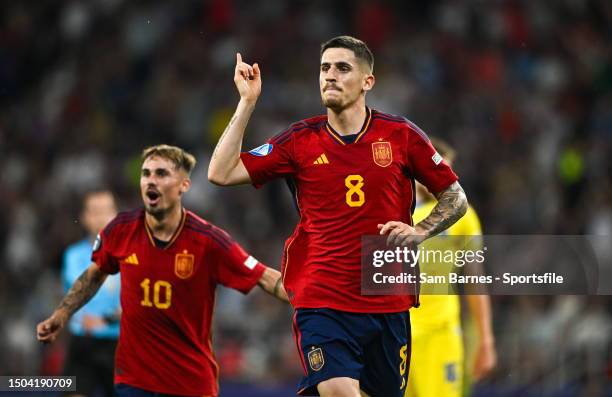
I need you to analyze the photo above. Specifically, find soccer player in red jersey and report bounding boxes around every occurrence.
[37,145,288,397]
[208,36,468,397]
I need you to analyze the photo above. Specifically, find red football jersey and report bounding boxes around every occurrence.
[92,209,265,396]
[241,107,458,313]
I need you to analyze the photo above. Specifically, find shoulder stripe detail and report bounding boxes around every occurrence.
[372,114,431,142]
[206,225,236,245]
[270,120,326,145]
[273,122,323,145]
[404,119,431,142]
[185,219,230,241]
[269,127,294,145]
[103,210,143,236]
[113,209,142,222]
[372,114,408,124]
[373,110,407,121]
[184,213,235,248]
[184,226,230,248]
[185,212,210,228]
[184,226,232,249]
[272,121,312,142]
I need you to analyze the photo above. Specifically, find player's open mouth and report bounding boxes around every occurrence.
[146,190,161,205]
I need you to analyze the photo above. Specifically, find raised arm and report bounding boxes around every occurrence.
[208,53,261,186]
[36,263,108,343]
[257,267,289,303]
[379,181,468,246]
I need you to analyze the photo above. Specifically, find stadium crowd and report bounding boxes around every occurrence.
[0,0,610,395]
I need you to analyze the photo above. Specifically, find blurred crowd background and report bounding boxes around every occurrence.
[1,0,611,396]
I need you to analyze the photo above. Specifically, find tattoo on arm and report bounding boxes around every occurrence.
[57,267,106,316]
[211,113,238,160]
[416,181,468,238]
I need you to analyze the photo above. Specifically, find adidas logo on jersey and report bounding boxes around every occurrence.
[124,253,139,265]
[313,154,330,165]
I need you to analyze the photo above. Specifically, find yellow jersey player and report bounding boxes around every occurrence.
[406,138,497,397]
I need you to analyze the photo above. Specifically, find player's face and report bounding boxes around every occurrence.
[82,192,117,236]
[320,48,374,111]
[140,156,191,216]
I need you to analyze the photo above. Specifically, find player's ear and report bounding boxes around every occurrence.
[179,178,192,195]
[363,73,375,92]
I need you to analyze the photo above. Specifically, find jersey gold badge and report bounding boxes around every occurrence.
[372,141,392,167]
[175,250,194,279]
[308,347,325,371]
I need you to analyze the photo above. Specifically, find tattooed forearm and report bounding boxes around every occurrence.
[211,113,238,160]
[57,265,106,316]
[416,181,468,238]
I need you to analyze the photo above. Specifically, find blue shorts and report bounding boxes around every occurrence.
[293,308,411,397]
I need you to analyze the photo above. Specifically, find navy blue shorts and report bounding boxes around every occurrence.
[293,308,411,397]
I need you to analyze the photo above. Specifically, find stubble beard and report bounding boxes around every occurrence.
[322,95,344,112]
[145,202,167,220]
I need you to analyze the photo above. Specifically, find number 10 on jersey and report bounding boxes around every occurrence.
[140,278,172,309]
[345,175,365,207]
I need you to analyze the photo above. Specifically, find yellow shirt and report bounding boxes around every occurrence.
[410,201,482,336]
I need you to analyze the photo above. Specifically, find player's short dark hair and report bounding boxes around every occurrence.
[142,144,197,175]
[321,35,374,73]
[430,137,456,164]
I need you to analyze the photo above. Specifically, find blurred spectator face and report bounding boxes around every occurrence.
[140,155,191,217]
[320,48,374,111]
[82,191,117,236]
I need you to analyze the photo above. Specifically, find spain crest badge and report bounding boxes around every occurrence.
[175,250,194,279]
[308,347,325,372]
[372,141,392,167]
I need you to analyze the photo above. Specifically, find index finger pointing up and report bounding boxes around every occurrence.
[236,52,242,65]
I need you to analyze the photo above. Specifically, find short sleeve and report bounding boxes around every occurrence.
[91,227,120,275]
[240,126,297,188]
[405,123,458,194]
[207,228,266,294]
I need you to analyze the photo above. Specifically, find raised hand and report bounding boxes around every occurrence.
[234,53,261,102]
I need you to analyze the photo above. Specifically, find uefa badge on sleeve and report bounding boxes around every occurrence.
[307,346,325,372]
[248,143,273,157]
[432,151,443,165]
